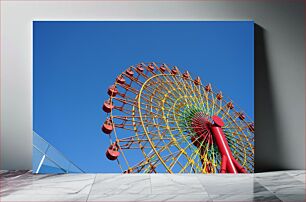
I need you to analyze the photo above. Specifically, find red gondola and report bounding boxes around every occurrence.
[102,118,113,134]
[106,143,120,160]
[194,76,201,85]
[102,100,114,113]
[107,85,118,97]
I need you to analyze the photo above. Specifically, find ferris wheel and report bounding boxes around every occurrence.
[102,62,254,173]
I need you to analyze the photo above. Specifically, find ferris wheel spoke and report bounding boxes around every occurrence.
[116,82,140,95]
[224,132,252,154]
[136,105,165,118]
[175,77,205,111]
[167,77,197,108]
[171,134,206,173]
[227,139,253,160]
[139,96,163,110]
[128,154,161,173]
[152,74,193,108]
[144,138,184,172]
[118,137,174,148]
[115,85,165,111]
[144,83,179,109]
[145,149,185,173]
[123,140,165,173]
[166,98,211,173]
[148,101,181,168]
[139,90,175,110]
[112,96,137,105]
[148,150,184,173]
[227,138,252,153]
[195,86,207,111]
[179,129,213,173]
[149,102,187,171]
[200,143,220,173]
[142,79,181,104]
[112,115,160,122]
[185,79,206,111]
[160,127,203,173]
[230,145,253,159]
[173,97,219,173]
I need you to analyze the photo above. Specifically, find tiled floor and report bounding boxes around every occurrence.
[0,170,305,201]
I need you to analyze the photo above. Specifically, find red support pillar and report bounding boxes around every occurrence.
[231,156,247,173]
[210,115,246,174]
[220,155,227,173]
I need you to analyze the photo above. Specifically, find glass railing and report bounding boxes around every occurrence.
[32,132,85,173]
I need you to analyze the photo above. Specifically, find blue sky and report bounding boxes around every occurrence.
[34,21,254,172]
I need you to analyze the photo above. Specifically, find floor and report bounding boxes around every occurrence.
[0,170,305,202]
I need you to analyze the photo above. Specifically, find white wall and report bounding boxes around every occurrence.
[1,0,304,171]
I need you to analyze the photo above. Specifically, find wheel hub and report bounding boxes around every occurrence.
[190,112,213,146]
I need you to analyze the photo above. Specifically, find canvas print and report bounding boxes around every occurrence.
[33,21,254,173]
